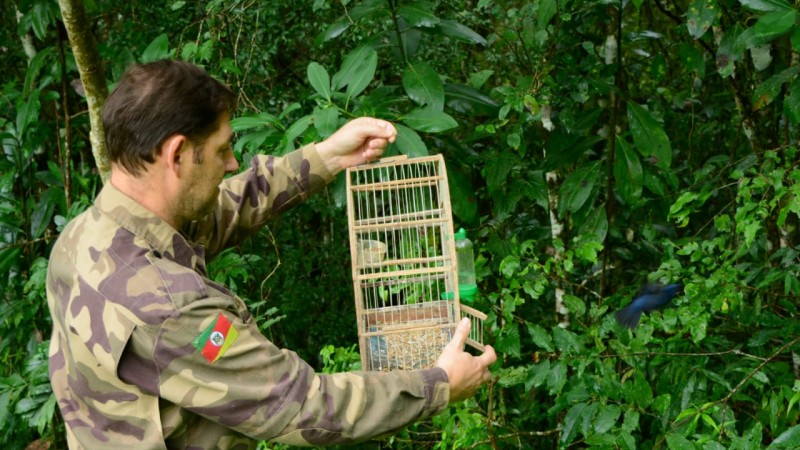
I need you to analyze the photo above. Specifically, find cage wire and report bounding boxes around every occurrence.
[346,155,486,372]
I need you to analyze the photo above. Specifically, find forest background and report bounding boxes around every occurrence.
[2,0,800,448]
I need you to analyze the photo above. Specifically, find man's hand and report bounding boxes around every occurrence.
[315,117,398,175]
[437,318,497,403]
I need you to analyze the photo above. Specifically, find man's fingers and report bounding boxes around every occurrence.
[448,317,470,350]
[478,345,497,366]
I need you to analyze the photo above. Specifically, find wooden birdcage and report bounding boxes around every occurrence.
[346,154,486,372]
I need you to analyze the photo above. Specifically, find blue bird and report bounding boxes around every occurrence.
[615,283,683,329]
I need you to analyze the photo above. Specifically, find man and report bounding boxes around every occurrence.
[46,59,496,449]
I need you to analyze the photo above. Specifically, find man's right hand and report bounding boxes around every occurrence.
[436,317,497,402]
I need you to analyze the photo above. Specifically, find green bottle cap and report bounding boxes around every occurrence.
[459,284,478,302]
[454,228,466,240]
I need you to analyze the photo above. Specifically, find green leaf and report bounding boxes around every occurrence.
[392,124,428,157]
[434,19,487,45]
[753,10,798,43]
[631,372,654,407]
[716,24,744,77]
[784,80,800,124]
[403,62,444,111]
[444,84,500,117]
[16,89,41,139]
[0,247,22,276]
[31,187,59,239]
[280,115,312,154]
[527,324,554,352]
[739,0,793,12]
[141,33,170,63]
[679,43,706,78]
[307,62,331,101]
[332,46,376,91]
[666,433,698,450]
[553,326,582,354]
[447,165,478,224]
[687,0,719,39]
[316,20,351,45]
[495,322,521,358]
[560,402,591,445]
[401,108,458,132]
[230,113,280,132]
[560,162,601,213]
[538,0,558,29]
[313,107,339,139]
[398,2,440,28]
[594,404,622,434]
[346,50,378,100]
[563,295,586,316]
[627,102,672,169]
[768,424,800,449]
[753,66,800,110]
[615,136,643,205]
[547,361,568,394]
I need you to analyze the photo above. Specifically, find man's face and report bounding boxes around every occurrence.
[175,113,238,223]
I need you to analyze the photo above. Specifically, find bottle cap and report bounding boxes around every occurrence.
[459,284,478,303]
[454,228,466,240]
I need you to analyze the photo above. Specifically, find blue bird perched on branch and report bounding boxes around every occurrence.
[615,283,683,329]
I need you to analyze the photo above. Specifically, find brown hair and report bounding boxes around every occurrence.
[102,60,236,176]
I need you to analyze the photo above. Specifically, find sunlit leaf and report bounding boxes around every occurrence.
[434,19,487,45]
[739,0,793,12]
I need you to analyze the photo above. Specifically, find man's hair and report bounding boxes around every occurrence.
[102,60,237,176]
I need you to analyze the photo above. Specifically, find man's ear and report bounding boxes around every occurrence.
[161,134,189,177]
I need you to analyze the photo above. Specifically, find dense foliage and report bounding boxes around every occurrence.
[2,0,800,448]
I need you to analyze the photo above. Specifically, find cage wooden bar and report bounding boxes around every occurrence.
[346,154,486,372]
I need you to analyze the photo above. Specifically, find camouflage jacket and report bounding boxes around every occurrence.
[47,144,450,449]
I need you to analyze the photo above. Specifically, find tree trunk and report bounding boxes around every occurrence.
[57,0,110,182]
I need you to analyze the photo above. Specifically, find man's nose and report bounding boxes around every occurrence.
[225,151,239,174]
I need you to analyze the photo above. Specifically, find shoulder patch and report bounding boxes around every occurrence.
[192,313,239,363]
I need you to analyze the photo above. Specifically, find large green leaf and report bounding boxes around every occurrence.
[614,136,643,205]
[594,404,622,434]
[543,130,603,171]
[312,107,338,139]
[332,46,376,91]
[716,24,745,77]
[753,66,800,110]
[444,84,500,117]
[446,164,478,225]
[141,33,170,63]
[739,0,793,12]
[16,89,40,139]
[560,162,601,213]
[402,62,444,111]
[666,433,697,450]
[346,50,378,100]
[560,402,591,445]
[30,187,60,239]
[0,247,22,276]
[687,0,718,39]
[315,20,350,45]
[401,108,458,132]
[230,113,280,132]
[784,80,800,124]
[434,19,487,45]
[768,424,800,449]
[279,115,312,155]
[753,10,798,43]
[627,102,672,169]
[538,0,558,29]
[393,124,428,157]
[307,62,331,101]
[398,2,440,28]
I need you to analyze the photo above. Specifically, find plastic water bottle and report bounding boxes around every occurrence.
[454,228,478,303]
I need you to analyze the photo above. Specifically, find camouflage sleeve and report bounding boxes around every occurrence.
[121,294,450,445]
[185,143,335,258]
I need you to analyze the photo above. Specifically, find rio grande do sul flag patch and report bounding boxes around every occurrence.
[192,313,239,363]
